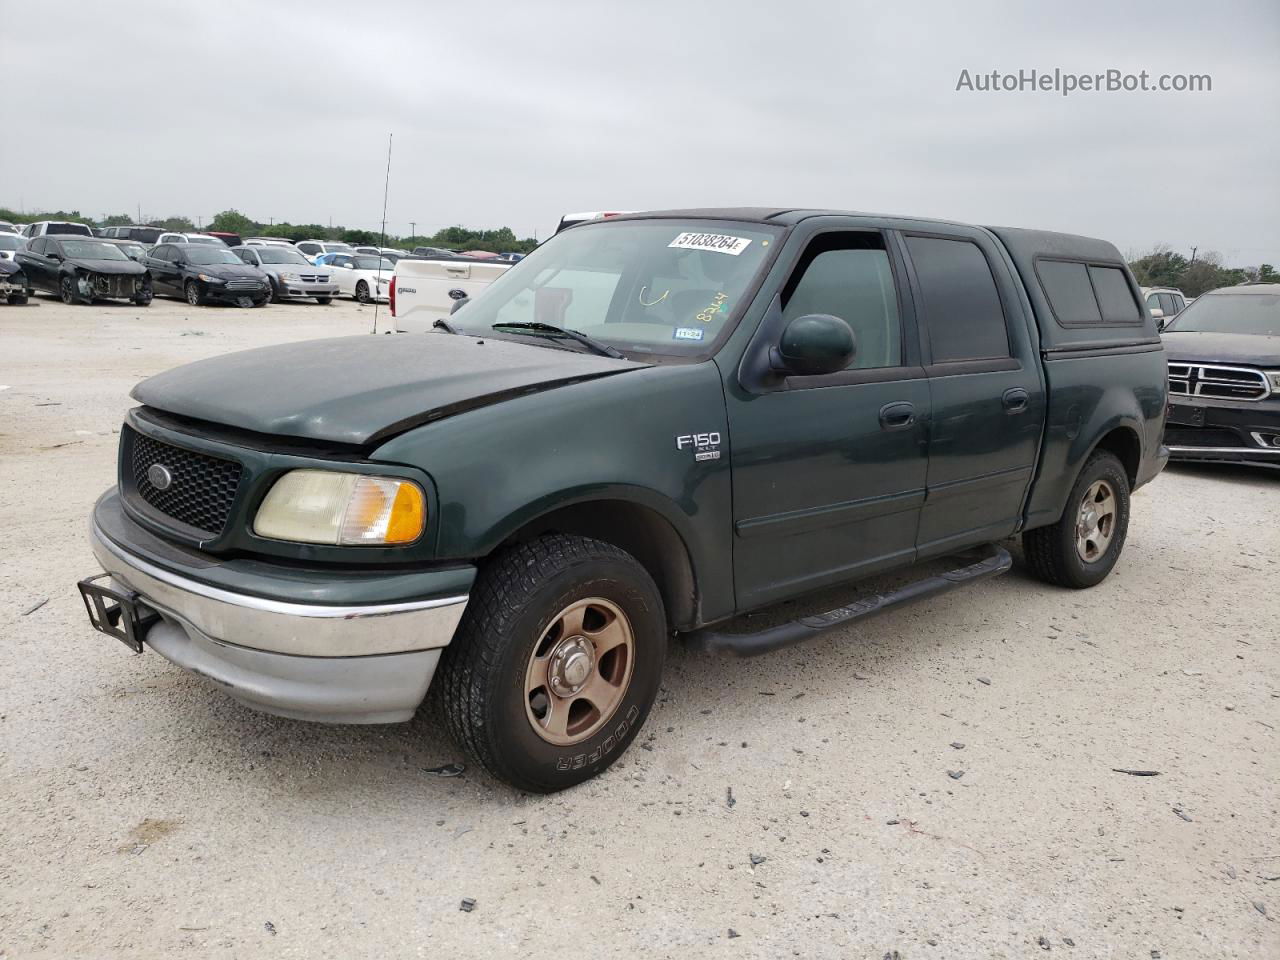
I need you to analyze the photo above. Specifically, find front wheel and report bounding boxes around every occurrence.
[355,280,370,303]
[184,280,205,306]
[436,534,666,792]
[1023,450,1130,588]
[60,275,78,304]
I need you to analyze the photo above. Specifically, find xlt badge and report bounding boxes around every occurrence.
[675,431,721,461]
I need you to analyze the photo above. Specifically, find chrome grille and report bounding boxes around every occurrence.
[299,274,329,283]
[1168,362,1269,401]
[225,279,264,291]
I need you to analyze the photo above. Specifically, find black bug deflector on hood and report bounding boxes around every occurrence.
[131,334,648,447]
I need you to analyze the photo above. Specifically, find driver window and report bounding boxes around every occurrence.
[782,233,903,370]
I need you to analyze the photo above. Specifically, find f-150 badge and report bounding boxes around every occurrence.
[676,431,721,461]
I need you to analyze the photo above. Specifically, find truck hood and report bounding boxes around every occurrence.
[1161,331,1280,367]
[131,334,648,447]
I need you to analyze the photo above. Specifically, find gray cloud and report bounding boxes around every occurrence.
[1,0,1276,260]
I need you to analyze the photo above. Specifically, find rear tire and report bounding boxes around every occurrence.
[436,534,666,793]
[1023,450,1130,589]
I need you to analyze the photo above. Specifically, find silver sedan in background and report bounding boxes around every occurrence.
[234,244,339,304]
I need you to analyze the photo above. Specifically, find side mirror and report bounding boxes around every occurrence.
[449,294,470,315]
[1149,307,1165,319]
[770,314,856,377]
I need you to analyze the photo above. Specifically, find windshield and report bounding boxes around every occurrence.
[119,243,145,259]
[354,256,396,272]
[186,236,222,245]
[1167,292,1280,337]
[186,247,243,265]
[447,219,781,357]
[60,240,129,261]
[256,247,311,265]
[325,243,354,253]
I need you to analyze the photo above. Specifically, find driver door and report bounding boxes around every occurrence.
[724,226,930,610]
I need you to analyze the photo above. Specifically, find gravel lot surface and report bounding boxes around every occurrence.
[1,295,1277,959]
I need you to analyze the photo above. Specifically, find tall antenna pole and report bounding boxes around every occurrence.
[372,133,393,335]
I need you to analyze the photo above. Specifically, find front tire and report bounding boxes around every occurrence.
[184,280,205,306]
[264,277,280,303]
[59,275,78,304]
[1023,450,1130,588]
[436,534,666,793]
[355,280,370,303]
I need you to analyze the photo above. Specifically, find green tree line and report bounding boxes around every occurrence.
[0,206,539,254]
[1128,246,1277,298]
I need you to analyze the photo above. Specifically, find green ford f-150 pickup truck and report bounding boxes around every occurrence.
[79,208,1168,792]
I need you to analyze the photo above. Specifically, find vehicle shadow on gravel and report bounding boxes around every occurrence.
[1163,462,1278,484]
[151,547,1063,802]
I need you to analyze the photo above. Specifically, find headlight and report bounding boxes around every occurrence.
[254,470,425,546]
[1266,370,1280,391]
[197,273,225,284]
[278,271,301,282]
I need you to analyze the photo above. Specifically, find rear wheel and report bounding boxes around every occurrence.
[355,280,371,303]
[1023,450,1130,588]
[436,534,666,792]
[184,280,204,306]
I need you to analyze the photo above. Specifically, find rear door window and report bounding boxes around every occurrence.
[905,236,1010,362]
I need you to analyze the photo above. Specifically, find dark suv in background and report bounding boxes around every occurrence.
[1161,284,1280,465]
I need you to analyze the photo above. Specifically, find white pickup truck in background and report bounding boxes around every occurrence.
[391,256,512,333]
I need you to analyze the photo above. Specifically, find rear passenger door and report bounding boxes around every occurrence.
[900,229,1044,556]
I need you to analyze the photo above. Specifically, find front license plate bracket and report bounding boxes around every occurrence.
[77,574,159,653]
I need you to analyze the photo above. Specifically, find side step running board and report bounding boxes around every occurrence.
[686,545,1012,657]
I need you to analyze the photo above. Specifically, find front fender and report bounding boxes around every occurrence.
[371,359,737,621]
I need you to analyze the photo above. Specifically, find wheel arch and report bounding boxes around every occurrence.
[489,495,699,632]
[1089,424,1142,487]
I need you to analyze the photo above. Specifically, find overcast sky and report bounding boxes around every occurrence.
[2,0,1276,261]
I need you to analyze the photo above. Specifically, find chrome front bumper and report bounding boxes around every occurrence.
[88,521,469,723]
[280,281,340,299]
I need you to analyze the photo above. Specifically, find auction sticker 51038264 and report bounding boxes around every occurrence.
[668,233,752,256]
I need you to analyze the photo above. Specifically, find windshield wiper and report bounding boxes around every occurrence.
[433,317,459,334]
[490,322,624,359]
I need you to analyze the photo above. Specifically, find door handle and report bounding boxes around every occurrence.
[1002,388,1030,414]
[879,401,916,431]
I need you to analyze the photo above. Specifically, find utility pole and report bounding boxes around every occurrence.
[410,221,416,242]
[1189,246,1198,264]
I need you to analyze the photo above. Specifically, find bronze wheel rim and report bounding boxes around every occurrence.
[1075,479,1117,563]
[524,597,635,746]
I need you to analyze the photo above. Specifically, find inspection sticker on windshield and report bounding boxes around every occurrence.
[673,327,705,341]
[668,232,752,256]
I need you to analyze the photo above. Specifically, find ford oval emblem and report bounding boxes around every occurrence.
[147,464,173,491]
